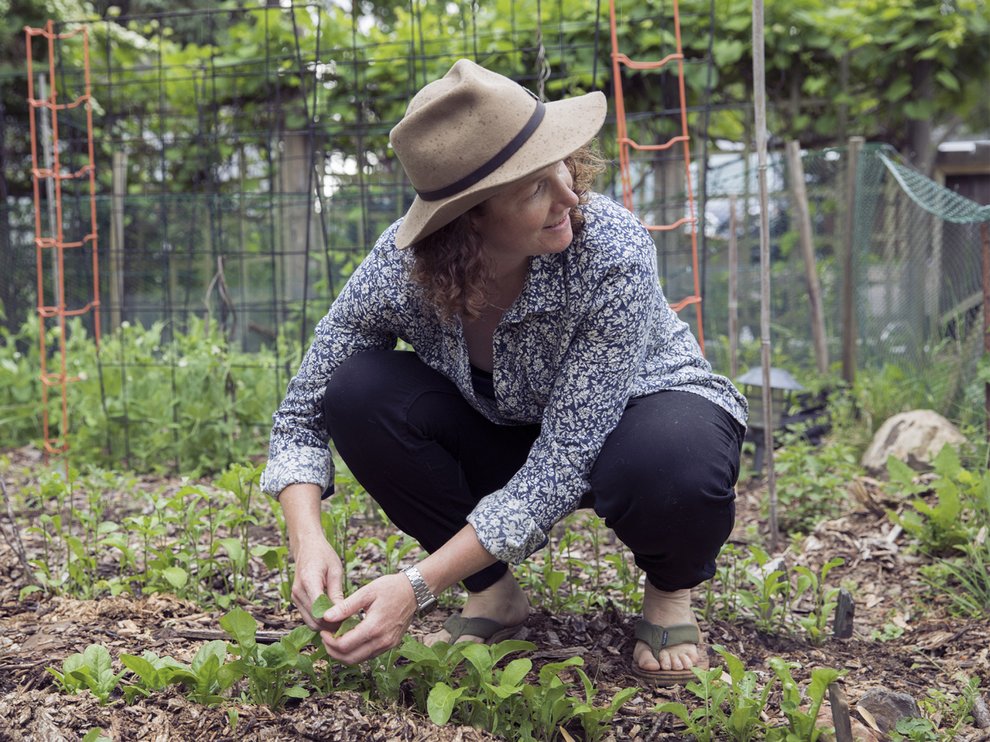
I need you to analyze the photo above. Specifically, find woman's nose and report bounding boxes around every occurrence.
[553,165,579,206]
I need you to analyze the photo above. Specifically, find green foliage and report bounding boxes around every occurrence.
[0,316,288,475]
[47,644,126,704]
[772,434,861,533]
[406,638,638,741]
[18,462,288,607]
[888,676,981,742]
[119,650,187,703]
[657,647,843,741]
[704,543,847,644]
[887,445,988,559]
[792,558,844,645]
[769,658,843,741]
[220,607,313,710]
[166,640,243,706]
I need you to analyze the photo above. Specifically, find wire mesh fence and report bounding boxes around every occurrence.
[1,2,987,471]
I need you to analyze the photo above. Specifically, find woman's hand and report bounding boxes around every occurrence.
[318,573,418,664]
[290,537,346,632]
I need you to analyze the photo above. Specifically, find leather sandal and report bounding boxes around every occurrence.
[442,613,526,644]
[631,619,709,686]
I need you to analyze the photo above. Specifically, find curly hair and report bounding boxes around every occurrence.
[409,144,607,321]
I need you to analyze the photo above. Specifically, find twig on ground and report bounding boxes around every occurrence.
[0,474,32,575]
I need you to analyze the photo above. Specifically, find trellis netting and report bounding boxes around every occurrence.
[702,142,988,427]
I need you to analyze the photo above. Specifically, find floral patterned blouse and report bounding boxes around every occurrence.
[261,193,748,565]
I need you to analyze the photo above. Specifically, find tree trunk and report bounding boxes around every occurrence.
[907,60,935,175]
[0,96,15,332]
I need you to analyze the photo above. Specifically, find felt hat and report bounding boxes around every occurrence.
[390,59,607,248]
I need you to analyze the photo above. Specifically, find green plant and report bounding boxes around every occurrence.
[119,650,188,703]
[47,644,126,704]
[768,658,843,741]
[658,646,775,741]
[167,640,243,706]
[772,434,861,533]
[887,447,972,555]
[739,546,792,635]
[401,636,637,741]
[220,607,312,710]
[890,717,939,742]
[924,531,990,617]
[791,558,845,644]
[914,675,980,741]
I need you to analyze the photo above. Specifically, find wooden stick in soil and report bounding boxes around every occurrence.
[840,136,864,385]
[982,222,989,466]
[829,683,855,742]
[728,194,739,379]
[785,140,828,375]
[751,0,779,548]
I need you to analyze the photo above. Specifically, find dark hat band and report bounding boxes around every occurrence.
[415,100,546,202]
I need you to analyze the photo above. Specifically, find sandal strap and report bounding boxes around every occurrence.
[634,620,701,656]
[443,614,506,642]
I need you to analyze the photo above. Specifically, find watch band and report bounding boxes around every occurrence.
[402,565,437,614]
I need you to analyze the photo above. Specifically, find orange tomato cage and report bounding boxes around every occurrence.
[25,20,101,457]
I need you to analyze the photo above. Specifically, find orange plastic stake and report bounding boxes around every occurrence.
[25,20,101,458]
[608,0,704,351]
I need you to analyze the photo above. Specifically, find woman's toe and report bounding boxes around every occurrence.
[634,640,660,671]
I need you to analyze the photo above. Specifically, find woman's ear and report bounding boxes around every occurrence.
[467,202,486,233]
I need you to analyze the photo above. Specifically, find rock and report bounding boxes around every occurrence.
[860,410,966,475]
[856,687,921,734]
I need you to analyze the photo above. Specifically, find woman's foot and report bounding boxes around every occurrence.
[634,584,701,673]
[424,571,530,645]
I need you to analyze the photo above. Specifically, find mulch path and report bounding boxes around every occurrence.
[0,445,988,740]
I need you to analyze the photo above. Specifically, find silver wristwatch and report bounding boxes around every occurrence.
[402,565,437,615]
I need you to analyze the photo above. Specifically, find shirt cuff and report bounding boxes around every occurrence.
[260,447,334,499]
[466,490,548,564]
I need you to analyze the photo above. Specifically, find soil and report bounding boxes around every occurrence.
[0,444,988,741]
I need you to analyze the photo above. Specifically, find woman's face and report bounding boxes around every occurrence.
[470,161,579,268]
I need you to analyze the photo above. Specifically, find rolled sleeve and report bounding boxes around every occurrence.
[466,490,547,564]
[260,445,333,498]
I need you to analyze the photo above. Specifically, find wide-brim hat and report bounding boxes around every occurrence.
[390,59,607,248]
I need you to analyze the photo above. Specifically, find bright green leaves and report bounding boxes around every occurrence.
[657,647,844,741]
[47,644,127,705]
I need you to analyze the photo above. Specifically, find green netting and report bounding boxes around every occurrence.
[879,153,990,224]
[701,143,986,427]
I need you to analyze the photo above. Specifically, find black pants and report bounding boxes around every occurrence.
[323,350,743,594]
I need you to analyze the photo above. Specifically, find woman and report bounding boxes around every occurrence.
[261,59,747,685]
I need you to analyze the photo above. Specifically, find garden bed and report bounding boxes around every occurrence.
[0,444,987,741]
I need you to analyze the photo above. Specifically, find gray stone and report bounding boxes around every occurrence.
[856,687,921,733]
[860,410,966,475]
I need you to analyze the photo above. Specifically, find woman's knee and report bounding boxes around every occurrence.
[592,454,733,526]
[322,349,411,436]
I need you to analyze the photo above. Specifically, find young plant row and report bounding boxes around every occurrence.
[48,601,638,742]
[19,463,290,609]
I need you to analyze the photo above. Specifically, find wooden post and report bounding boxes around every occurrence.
[109,151,127,333]
[841,137,864,385]
[833,588,855,638]
[786,141,828,375]
[728,195,739,379]
[829,683,855,742]
[752,0,779,549]
[982,222,989,463]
